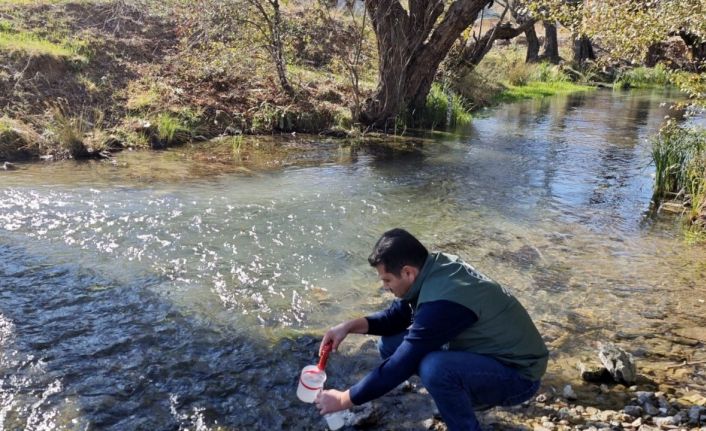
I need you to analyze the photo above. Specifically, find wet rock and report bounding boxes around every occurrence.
[689,406,704,425]
[400,380,414,393]
[2,161,17,170]
[598,343,637,385]
[350,403,379,428]
[636,391,655,405]
[656,396,670,412]
[579,364,614,384]
[624,405,643,417]
[644,402,660,416]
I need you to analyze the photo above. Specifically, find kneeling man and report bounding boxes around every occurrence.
[315,228,548,431]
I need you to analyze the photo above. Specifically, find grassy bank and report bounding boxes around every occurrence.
[451,47,596,108]
[0,0,379,160]
[0,0,682,163]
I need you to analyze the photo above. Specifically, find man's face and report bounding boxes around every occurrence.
[375,264,418,298]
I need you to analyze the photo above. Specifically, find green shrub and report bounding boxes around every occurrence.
[506,61,532,86]
[533,62,570,83]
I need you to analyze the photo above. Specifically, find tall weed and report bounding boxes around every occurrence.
[50,107,89,158]
[652,124,706,211]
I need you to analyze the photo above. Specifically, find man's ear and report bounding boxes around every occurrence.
[402,265,419,281]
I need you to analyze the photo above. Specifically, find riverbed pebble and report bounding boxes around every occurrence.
[624,405,643,417]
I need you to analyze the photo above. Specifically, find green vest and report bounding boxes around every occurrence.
[403,252,548,381]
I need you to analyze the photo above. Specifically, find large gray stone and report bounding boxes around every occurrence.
[598,343,637,385]
[644,403,660,416]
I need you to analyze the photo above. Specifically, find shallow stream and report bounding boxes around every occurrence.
[1,89,705,430]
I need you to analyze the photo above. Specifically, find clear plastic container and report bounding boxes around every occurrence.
[296,365,327,403]
[324,410,348,430]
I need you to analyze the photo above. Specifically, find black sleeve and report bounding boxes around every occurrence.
[364,299,413,336]
[349,300,478,405]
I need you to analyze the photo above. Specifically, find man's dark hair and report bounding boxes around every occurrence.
[368,228,429,275]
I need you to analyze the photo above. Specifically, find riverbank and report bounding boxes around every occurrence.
[0,0,602,164]
[314,331,706,431]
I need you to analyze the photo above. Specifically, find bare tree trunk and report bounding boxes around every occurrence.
[525,24,540,63]
[247,0,296,98]
[508,6,538,64]
[542,21,560,64]
[359,0,492,128]
[573,35,595,65]
[269,1,295,97]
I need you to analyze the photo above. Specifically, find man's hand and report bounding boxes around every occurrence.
[320,322,350,354]
[315,389,353,415]
[319,317,368,355]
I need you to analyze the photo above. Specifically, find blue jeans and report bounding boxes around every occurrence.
[378,333,540,431]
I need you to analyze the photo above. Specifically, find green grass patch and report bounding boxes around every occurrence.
[495,81,593,104]
[0,24,87,60]
[614,65,671,90]
[416,83,472,130]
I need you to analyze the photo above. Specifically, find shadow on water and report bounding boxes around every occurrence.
[0,243,442,430]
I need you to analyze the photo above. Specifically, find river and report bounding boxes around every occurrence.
[1,89,705,430]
